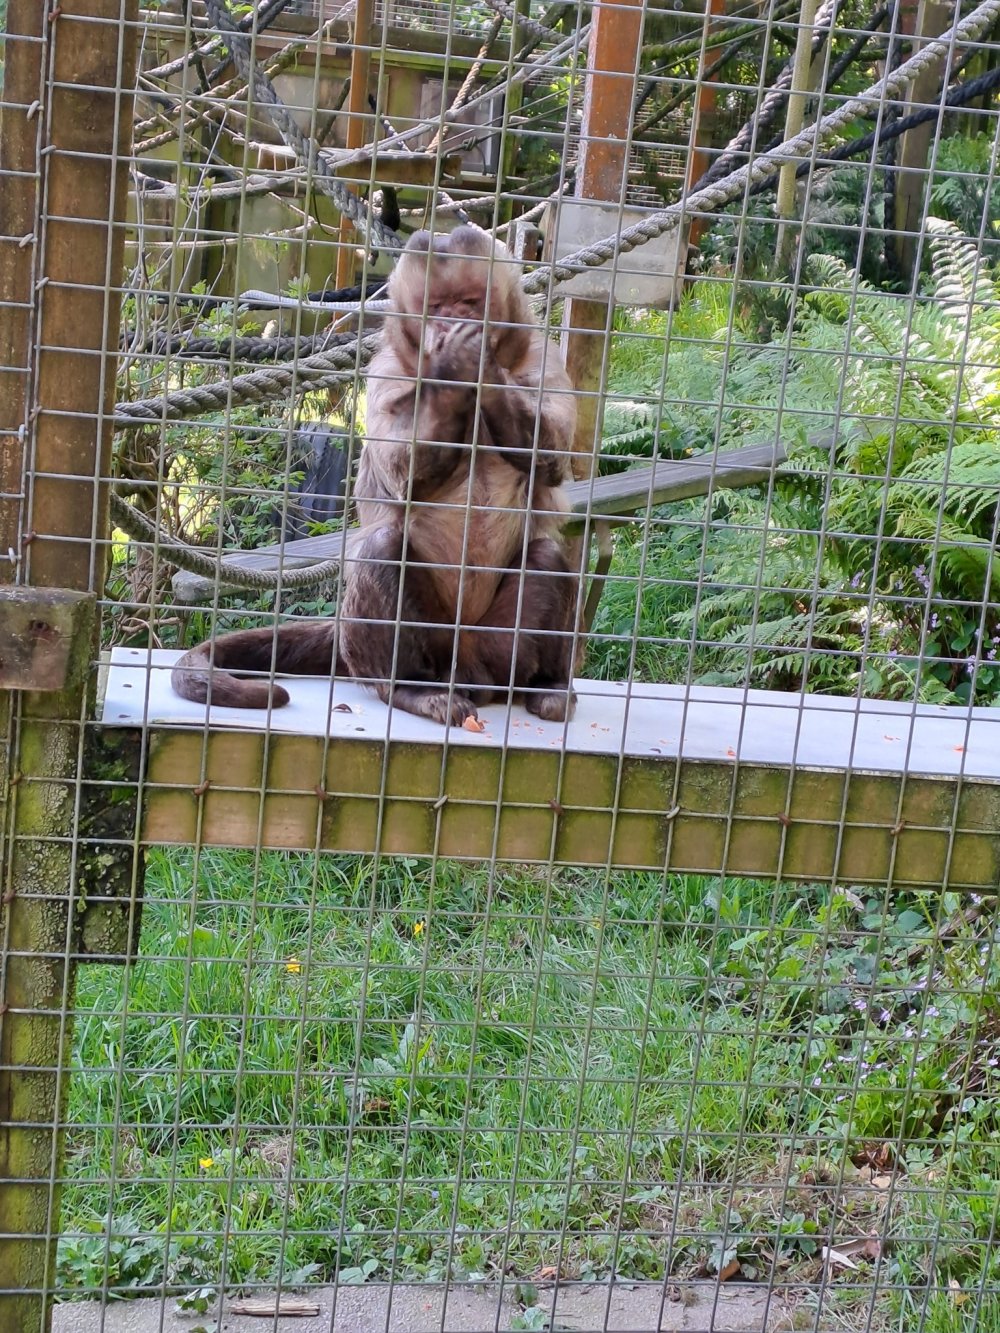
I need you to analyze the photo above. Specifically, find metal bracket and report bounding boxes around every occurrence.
[0,586,96,691]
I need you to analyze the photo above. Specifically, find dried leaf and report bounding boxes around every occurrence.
[828,1234,883,1262]
[822,1246,860,1271]
[950,1278,971,1305]
[838,888,865,911]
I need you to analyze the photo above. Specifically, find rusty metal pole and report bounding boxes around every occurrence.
[335,0,375,289]
[560,0,646,484]
[685,0,726,252]
[0,3,138,1328]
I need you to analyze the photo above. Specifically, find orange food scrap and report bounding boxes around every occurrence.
[462,716,486,733]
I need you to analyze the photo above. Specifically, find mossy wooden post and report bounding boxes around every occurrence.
[0,3,138,1328]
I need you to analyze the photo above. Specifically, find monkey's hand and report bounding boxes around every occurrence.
[428,321,496,386]
[479,371,570,487]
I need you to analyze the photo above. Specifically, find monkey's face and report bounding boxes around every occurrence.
[388,250,493,371]
[385,227,531,375]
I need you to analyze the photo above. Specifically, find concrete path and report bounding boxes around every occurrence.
[52,1281,809,1332]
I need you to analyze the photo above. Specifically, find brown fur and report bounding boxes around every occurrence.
[171,225,580,724]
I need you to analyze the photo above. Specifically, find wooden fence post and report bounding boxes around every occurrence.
[0,3,138,1327]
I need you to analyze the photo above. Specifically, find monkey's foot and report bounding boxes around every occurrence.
[526,686,576,723]
[390,685,479,728]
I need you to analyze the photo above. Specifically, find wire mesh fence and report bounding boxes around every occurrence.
[3,0,1000,1330]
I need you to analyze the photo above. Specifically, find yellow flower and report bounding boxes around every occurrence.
[286,957,301,974]
[413,921,425,937]
[199,1157,214,1170]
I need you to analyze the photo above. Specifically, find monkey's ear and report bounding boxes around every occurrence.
[446,225,493,259]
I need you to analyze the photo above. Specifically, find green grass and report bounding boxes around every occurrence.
[60,849,1000,1331]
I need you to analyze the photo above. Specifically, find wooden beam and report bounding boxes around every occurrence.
[893,0,951,280]
[776,0,820,271]
[169,439,807,605]
[105,668,1000,891]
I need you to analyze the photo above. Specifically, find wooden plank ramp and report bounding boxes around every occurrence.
[169,441,801,605]
[102,647,1000,888]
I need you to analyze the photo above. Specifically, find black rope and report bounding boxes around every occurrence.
[748,62,1000,196]
[143,275,389,315]
[690,0,844,195]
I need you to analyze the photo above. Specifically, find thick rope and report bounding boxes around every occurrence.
[481,0,560,42]
[110,493,347,590]
[690,0,842,194]
[137,330,359,364]
[750,53,1000,195]
[524,0,1000,293]
[202,0,400,254]
[113,334,379,425]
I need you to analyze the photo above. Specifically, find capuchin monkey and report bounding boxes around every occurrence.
[171,225,581,726]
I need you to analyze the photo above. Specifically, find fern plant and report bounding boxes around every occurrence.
[595,225,1000,705]
[928,132,1000,252]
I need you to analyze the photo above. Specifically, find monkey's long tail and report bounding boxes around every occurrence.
[171,623,344,709]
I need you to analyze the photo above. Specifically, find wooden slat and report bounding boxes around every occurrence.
[170,440,803,604]
[139,726,1000,889]
[566,439,793,522]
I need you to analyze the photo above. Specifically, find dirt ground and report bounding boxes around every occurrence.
[52,1280,830,1332]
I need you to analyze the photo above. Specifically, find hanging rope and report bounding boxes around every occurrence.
[481,0,560,42]
[113,334,380,425]
[109,493,349,589]
[202,0,401,255]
